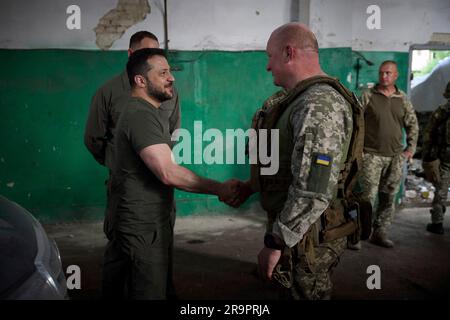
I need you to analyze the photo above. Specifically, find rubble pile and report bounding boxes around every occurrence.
[403,159,435,205]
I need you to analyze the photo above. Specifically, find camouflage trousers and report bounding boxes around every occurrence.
[289,237,347,300]
[360,152,405,230]
[431,161,450,224]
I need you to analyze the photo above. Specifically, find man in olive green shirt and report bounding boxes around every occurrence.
[356,60,418,249]
[102,48,240,299]
[84,31,181,239]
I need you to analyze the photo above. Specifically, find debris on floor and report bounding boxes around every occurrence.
[404,159,436,205]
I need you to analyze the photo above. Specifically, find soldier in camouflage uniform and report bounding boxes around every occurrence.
[422,81,450,235]
[356,61,419,249]
[231,23,354,300]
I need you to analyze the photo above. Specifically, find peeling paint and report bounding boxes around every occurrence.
[94,0,151,50]
[6,182,14,188]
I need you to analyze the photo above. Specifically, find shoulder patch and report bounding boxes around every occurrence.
[307,153,334,194]
[316,154,331,166]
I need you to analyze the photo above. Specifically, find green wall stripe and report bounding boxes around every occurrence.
[0,48,406,222]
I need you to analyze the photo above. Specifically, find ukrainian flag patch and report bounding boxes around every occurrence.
[316,154,331,166]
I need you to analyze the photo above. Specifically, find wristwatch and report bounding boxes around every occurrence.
[264,233,283,250]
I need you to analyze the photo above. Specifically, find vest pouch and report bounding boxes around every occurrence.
[272,246,294,289]
[320,199,363,244]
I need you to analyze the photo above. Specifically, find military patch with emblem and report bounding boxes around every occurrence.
[315,154,331,166]
[307,153,333,194]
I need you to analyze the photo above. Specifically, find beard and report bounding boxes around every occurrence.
[146,81,173,103]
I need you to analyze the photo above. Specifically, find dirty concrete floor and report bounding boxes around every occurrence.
[43,205,450,300]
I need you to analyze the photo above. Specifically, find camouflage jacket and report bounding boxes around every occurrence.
[422,100,450,162]
[361,86,419,156]
[271,83,353,247]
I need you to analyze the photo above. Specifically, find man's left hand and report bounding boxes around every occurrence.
[257,247,282,281]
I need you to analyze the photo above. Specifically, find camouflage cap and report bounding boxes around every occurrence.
[444,81,450,99]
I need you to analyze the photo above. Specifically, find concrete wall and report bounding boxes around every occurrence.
[0,0,291,50]
[2,0,449,51]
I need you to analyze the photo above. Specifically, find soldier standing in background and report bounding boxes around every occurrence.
[422,81,450,235]
[352,61,419,249]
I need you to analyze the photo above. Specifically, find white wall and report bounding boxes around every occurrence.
[309,0,353,48]
[350,0,450,52]
[0,0,449,51]
[0,0,291,50]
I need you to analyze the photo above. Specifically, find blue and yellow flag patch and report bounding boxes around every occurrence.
[315,154,331,166]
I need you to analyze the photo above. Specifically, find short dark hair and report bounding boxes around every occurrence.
[129,31,159,50]
[126,48,167,87]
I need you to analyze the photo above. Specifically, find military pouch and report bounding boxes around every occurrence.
[272,246,294,289]
[320,198,372,244]
[320,201,352,243]
[321,212,357,244]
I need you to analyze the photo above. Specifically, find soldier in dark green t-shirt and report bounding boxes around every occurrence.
[83,31,181,241]
[102,48,241,300]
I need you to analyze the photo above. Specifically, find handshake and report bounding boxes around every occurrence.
[217,179,255,208]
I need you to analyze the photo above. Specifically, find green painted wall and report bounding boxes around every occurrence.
[0,47,386,222]
[351,51,410,96]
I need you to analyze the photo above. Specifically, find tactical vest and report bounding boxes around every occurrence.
[426,103,450,163]
[251,75,364,212]
[250,75,367,288]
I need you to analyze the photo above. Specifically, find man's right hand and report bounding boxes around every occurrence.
[218,179,241,207]
[219,180,255,208]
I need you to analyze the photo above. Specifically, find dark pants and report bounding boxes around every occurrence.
[102,207,176,300]
[103,172,117,241]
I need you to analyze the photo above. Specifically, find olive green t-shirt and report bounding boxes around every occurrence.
[113,97,174,230]
[361,86,418,157]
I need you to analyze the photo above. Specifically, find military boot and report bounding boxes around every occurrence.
[426,223,444,235]
[369,227,394,248]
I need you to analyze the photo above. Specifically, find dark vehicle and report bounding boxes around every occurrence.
[0,195,67,299]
